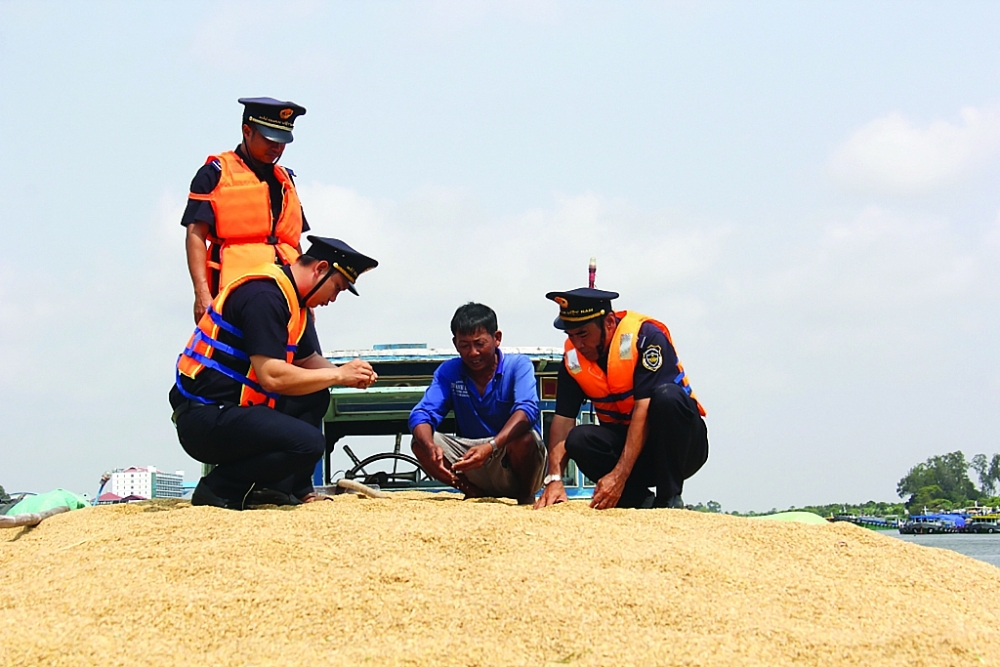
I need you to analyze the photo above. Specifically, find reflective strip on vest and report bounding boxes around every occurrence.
[563,310,706,424]
[175,265,308,408]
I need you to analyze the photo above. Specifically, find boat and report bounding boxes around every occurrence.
[831,514,900,531]
[898,513,966,535]
[963,515,1000,534]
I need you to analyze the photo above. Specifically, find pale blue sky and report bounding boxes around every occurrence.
[2,1,999,510]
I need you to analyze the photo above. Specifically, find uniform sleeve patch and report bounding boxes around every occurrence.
[642,344,663,372]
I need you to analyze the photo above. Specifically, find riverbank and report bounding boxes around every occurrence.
[2,494,999,666]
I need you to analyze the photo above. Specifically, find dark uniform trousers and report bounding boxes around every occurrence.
[565,383,708,508]
[175,389,329,501]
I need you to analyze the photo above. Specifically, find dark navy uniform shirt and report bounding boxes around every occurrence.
[179,144,310,235]
[554,321,680,419]
[169,265,320,409]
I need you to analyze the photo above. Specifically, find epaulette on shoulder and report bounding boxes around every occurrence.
[285,167,296,178]
[210,159,221,171]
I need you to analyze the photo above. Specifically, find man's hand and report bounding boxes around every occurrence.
[193,291,213,324]
[337,358,378,389]
[411,439,457,486]
[590,469,627,510]
[534,479,568,509]
[451,443,493,474]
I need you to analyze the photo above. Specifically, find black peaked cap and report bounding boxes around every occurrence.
[238,97,306,144]
[304,236,378,296]
[545,287,619,330]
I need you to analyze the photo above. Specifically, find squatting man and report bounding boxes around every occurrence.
[534,288,709,510]
[170,236,379,509]
[408,303,547,505]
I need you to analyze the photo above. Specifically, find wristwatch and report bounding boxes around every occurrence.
[543,473,562,486]
[488,438,499,456]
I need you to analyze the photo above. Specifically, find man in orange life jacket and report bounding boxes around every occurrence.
[169,236,379,510]
[181,97,309,323]
[534,288,709,510]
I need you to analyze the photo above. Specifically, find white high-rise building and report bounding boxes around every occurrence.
[108,467,185,499]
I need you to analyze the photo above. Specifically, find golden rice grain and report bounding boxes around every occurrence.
[1,494,998,666]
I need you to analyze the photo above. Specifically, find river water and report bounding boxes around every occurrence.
[888,533,1000,568]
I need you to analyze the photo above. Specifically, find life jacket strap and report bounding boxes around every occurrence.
[207,306,244,338]
[190,329,249,361]
[673,372,693,396]
[174,363,216,405]
[588,389,635,403]
[594,406,632,422]
[182,347,278,401]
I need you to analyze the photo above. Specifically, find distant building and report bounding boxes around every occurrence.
[108,467,185,500]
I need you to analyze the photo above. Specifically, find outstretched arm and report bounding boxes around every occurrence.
[589,397,650,509]
[534,414,575,509]
[410,423,458,486]
[251,355,377,395]
[408,368,458,484]
[185,222,213,323]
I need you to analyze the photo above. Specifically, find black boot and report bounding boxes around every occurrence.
[191,475,253,510]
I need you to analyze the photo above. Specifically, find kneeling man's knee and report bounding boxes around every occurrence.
[295,429,326,461]
[565,425,598,458]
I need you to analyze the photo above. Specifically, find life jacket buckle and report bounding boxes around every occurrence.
[266,235,279,245]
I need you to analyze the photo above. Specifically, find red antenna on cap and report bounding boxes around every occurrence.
[588,257,596,288]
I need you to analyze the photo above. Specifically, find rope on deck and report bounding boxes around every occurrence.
[335,478,388,499]
[0,505,72,528]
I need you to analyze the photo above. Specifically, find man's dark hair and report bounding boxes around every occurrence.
[298,254,319,266]
[451,302,498,336]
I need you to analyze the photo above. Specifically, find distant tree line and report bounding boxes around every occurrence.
[0,483,6,500]
[896,450,1000,511]
[691,450,1000,517]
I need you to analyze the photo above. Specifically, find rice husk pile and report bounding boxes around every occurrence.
[2,494,999,667]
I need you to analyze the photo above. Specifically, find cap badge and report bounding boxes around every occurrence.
[554,297,569,308]
[279,108,293,120]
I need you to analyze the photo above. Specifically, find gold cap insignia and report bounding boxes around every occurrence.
[279,108,293,120]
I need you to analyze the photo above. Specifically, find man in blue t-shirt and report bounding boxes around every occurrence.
[409,303,545,504]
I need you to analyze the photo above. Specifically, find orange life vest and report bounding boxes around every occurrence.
[187,151,303,293]
[563,310,706,425]
[175,264,308,408]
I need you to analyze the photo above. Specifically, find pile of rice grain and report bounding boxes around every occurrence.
[2,494,999,667]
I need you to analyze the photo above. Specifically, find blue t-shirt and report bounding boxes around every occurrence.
[408,350,540,439]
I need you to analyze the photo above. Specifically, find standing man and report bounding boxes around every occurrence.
[170,236,378,510]
[181,97,309,323]
[534,288,708,510]
[409,303,546,505]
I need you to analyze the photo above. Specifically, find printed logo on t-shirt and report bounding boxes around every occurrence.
[451,381,470,398]
[642,344,663,372]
